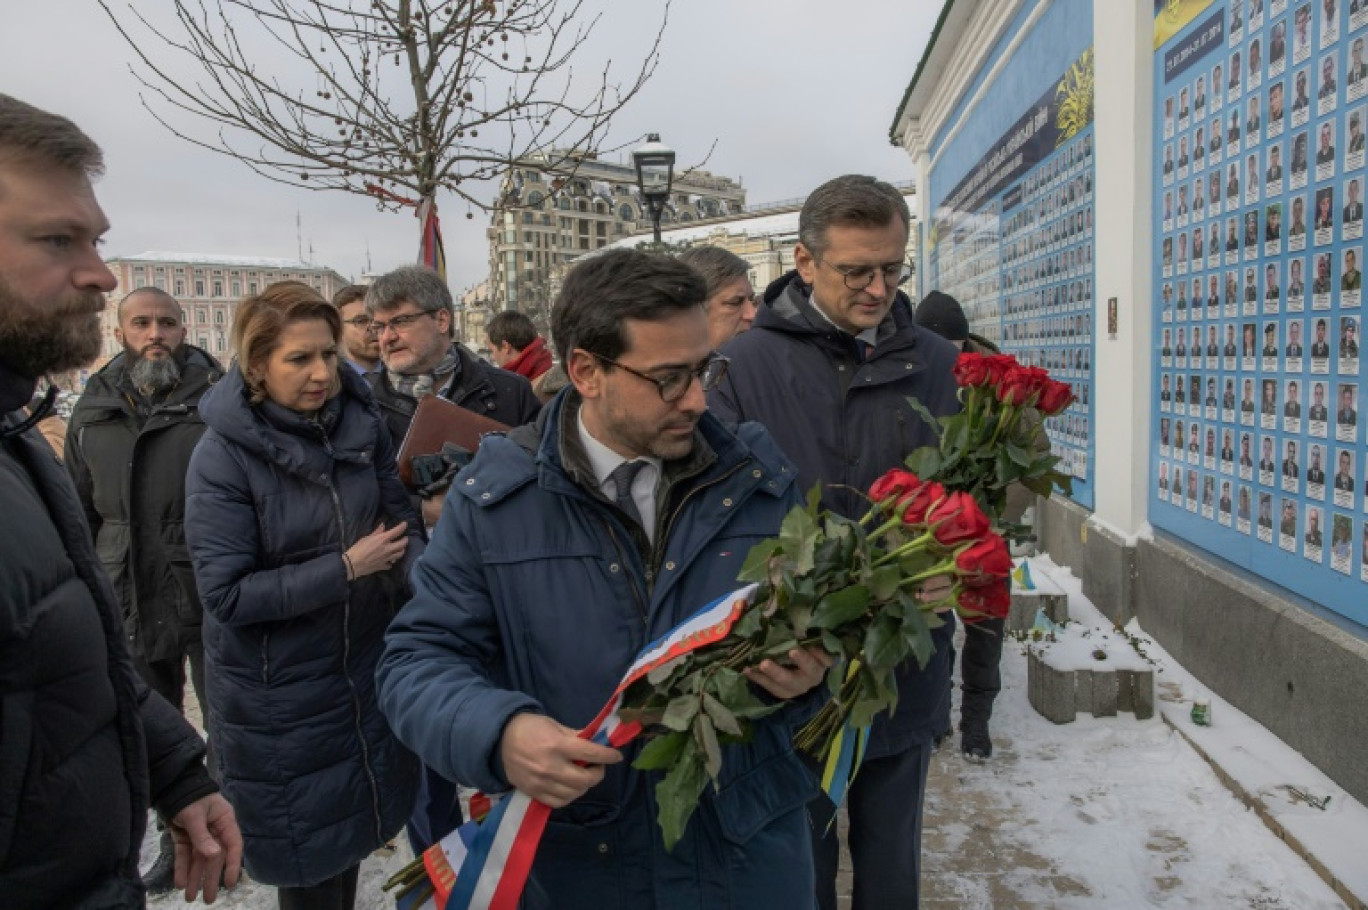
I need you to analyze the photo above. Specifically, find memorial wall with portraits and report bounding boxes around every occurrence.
[928,46,1098,509]
[1154,0,1368,619]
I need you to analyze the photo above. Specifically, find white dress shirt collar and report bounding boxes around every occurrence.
[577,407,662,543]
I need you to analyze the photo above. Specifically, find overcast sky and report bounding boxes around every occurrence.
[1,0,942,295]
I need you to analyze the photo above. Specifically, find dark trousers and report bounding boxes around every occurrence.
[277,865,360,910]
[133,639,214,777]
[407,765,464,854]
[133,640,207,713]
[937,617,1006,731]
[810,742,933,910]
[959,618,1005,728]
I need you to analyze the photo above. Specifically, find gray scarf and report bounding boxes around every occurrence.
[387,345,460,400]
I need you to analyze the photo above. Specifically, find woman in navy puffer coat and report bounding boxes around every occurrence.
[184,282,421,908]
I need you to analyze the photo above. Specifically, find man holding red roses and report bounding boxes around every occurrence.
[710,175,961,910]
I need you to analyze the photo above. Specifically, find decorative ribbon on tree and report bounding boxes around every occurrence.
[365,185,446,281]
[417,196,446,281]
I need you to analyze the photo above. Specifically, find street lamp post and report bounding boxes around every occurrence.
[632,133,676,245]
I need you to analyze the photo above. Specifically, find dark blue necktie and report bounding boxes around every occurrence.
[609,460,646,527]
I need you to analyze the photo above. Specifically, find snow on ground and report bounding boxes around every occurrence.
[919,556,1357,908]
[142,823,413,909]
[148,556,1362,909]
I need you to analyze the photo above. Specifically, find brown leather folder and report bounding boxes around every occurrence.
[397,394,509,485]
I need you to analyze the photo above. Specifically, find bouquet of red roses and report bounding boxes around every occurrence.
[385,351,1073,908]
[622,351,1073,847]
[903,351,1076,541]
[618,476,1012,849]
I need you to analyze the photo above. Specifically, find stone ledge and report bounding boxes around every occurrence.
[1164,716,1368,910]
[1008,590,1069,633]
[1026,650,1155,723]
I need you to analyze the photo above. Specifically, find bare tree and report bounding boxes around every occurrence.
[98,0,668,214]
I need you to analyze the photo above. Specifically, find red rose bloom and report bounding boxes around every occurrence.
[958,577,1011,620]
[952,353,992,388]
[869,468,922,505]
[900,480,947,527]
[955,535,1013,580]
[925,491,991,546]
[981,354,1018,387]
[1036,380,1075,416]
[999,365,1049,406]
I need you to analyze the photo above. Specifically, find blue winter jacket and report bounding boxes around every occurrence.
[709,272,963,759]
[377,393,820,909]
[184,365,422,887]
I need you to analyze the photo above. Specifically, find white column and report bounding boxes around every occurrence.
[1090,0,1154,535]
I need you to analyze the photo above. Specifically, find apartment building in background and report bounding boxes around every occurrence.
[97,252,349,368]
[487,149,746,320]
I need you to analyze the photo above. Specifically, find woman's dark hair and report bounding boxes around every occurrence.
[551,248,706,364]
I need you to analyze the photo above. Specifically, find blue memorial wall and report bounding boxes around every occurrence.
[925,0,1096,508]
[1152,0,1368,624]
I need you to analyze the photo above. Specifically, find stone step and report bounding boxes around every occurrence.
[1026,650,1156,723]
[1008,563,1070,632]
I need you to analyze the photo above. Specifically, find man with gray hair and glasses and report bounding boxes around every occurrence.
[709,174,961,910]
[365,266,541,521]
[363,264,539,853]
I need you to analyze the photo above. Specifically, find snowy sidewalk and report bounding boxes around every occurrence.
[907,557,1365,910]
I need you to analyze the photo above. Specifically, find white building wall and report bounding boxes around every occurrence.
[1090,0,1155,537]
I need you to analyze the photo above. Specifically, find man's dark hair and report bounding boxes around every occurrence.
[677,245,749,297]
[551,248,705,364]
[0,93,104,178]
[799,175,910,257]
[332,284,368,310]
[487,310,538,351]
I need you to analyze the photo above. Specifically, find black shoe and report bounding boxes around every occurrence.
[960,722,993,761]
[142,832,176,896]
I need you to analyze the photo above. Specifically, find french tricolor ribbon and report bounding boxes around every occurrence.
[404,584,758,910]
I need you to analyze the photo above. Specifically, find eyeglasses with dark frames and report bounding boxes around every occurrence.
[592,351,730,403]
[815,258,913,291]
[342,315,374,329]
[366,311,436,337]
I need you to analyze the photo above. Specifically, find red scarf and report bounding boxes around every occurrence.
[503,336,552,381]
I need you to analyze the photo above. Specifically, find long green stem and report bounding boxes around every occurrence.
[898,561,958,586]
[871,529,935,567]
[986,402,1019,448]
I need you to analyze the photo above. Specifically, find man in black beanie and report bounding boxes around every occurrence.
[914,290,971,342]
[914,290,1043,761]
